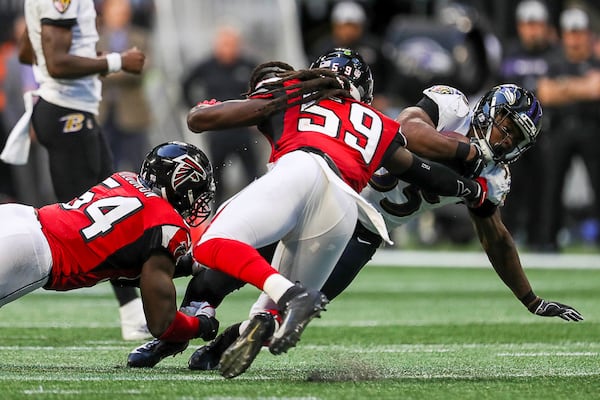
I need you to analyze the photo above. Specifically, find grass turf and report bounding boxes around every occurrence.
[1,264,599,399]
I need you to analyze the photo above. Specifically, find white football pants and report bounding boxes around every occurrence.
[201,150,358,306]
[0,204,52,307]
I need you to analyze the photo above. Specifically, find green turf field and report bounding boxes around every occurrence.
[1,261,599,399]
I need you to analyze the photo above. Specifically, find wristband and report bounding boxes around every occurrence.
[106,52,122,74]
[455,141,471,160]
[519,290,537,307]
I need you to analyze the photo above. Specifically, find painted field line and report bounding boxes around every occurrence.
[497,352,598,357]
[0,375,265,382]
[371,249,600,269]
[3,371,599,382]
[23,388,142,395]
[0,345,131,351]
[301,342,600,352]
[0,319,548,329]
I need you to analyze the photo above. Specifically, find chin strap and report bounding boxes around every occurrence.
[160,187,170,202]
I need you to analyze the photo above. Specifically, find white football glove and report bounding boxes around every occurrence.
[472,137,494,163]
[179,301,216,319]
[481,163,511,206]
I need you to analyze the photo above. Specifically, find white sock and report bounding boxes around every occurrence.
[262,274,294,304]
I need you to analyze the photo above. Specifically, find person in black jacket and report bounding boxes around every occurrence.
[498,0,559,250]
[181,25,266,207]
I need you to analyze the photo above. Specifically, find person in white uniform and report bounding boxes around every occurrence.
[7,0,148,341]
[126,83,583,372]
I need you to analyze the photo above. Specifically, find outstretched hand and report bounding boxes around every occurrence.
[528,298,584,322]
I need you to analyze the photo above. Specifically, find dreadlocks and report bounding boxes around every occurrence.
[245,61,354,116]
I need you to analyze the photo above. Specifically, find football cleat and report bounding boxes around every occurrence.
[188,322,241,371]
[218,313,275,379]
[269,288,328,355]
[127,339,189,368]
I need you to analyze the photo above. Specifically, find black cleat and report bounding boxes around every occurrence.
[188,322,241,371]
[219,313,275,379]
[269,288,328,355]
[127,339,189,368]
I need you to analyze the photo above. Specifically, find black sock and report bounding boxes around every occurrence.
[111,282,138,306]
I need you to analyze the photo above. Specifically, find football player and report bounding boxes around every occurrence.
[9,0,147,341]
[0,142,219,349]
[127,83,582,373]
[136,49,502,379]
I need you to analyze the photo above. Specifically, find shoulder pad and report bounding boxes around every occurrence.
[423,85,471,135]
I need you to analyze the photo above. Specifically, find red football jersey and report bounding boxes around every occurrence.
[37,172,191,290]
[251,79,405,192]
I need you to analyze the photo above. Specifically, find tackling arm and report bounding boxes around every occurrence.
[186,98,271,133]
[139,251,219,341]
[138,252,178,336]
[383,147,485,207]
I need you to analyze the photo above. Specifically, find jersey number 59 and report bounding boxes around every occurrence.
[297,101,383,164]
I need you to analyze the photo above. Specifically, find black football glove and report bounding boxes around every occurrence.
[196,315,219,340]
[173,252,204,278]
[528,298,584,322]
[463,140,487,178]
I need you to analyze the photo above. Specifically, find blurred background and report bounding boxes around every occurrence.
[1,0,599,253]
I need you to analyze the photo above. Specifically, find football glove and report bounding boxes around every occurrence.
[528,298,584,322]
[174,252,203,277]
[480,163,511,206]
[466,177,488,208]
[180,301,216,319]
[463,141,487,178]
[197,315,219,341]
[471,136,494,163]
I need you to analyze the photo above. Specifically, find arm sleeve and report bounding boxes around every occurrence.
[397,154,481,202]
[415,96,439,127]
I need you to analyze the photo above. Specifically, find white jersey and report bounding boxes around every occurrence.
[25,0,101,114]
[360,85,508,234]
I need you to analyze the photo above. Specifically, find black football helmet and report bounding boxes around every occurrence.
[309,48,374,104]
[140,141,215,226]
[472,84,543,163]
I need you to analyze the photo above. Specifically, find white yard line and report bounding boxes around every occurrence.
[3,342,599,353]
[5,371,599,383]
[372,249,600,269]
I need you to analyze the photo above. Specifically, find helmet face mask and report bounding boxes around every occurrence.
[472,84,543,163]
[140,141,215,227]
[310,47,374,104]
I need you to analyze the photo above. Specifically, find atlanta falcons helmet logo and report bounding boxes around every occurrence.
[171,154,208,190]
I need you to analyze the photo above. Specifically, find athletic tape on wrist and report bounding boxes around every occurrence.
[106,52,122,74]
